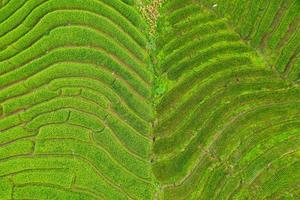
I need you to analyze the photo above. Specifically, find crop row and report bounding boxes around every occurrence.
[0,0,155,199]
[153,1,300,199]
[200,0,300,82]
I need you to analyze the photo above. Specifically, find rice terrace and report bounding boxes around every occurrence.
[0,0,299,199]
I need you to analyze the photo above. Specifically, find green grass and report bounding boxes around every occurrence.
[0,0,299,199]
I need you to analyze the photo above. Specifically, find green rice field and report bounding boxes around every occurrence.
[0,0,299,199]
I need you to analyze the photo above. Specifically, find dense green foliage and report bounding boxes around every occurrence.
[0,0,299,199]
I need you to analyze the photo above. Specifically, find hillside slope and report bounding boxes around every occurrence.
[0,0,299,199]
